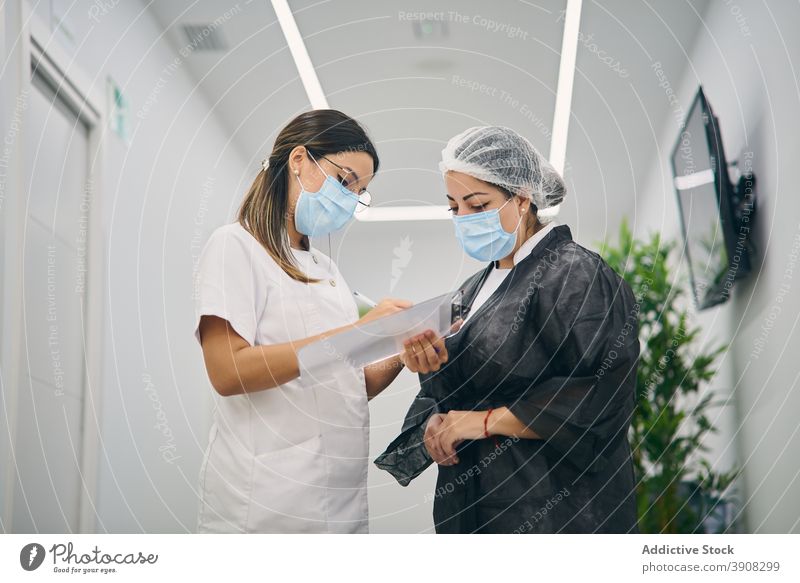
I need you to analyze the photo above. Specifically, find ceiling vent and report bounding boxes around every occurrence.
[181,23,228,52]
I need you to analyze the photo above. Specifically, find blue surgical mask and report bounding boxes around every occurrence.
[452,198,524,262]
[294,154,359,236]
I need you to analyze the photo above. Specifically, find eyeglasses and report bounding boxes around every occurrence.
[318,155,372,213]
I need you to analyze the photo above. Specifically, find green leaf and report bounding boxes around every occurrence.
[598,222,737,534]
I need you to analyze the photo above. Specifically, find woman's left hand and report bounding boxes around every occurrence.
[433,410,486,465]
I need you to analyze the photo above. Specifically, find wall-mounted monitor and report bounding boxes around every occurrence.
[671,87,757,310]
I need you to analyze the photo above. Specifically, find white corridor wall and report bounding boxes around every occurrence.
[1,0,251,532]
[636,0,800,533]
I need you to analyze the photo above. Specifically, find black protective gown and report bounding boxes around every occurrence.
[375,225,641,533]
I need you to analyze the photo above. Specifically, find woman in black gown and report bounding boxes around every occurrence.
[375,126,640,533]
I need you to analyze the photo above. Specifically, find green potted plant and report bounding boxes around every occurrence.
[599,220,740,533]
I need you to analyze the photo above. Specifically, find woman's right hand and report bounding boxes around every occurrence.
[400,330,448,374]
[357,298,412,325]
[424,413,457,465]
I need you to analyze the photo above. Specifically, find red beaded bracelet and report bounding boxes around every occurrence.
[484,407,494,438]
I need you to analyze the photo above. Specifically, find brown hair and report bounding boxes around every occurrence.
[238,110,379,283]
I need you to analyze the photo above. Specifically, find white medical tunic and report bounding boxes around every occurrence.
[193,222,369,533]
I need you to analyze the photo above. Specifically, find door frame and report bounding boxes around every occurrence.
[2,2,107,534]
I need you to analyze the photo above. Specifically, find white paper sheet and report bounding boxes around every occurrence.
[297,292,455,375]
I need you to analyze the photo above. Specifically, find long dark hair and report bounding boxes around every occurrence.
[238,110,379,283]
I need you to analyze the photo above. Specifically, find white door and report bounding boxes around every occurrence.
[12,69,90,533]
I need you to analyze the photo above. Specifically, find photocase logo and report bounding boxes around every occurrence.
[390,235,413,292]
[20,543,46,571]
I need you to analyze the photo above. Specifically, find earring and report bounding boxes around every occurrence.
[294,168,300,175]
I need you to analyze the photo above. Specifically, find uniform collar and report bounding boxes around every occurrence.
[511,221,557,265]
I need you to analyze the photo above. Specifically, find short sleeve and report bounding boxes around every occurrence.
[193,225,264,347]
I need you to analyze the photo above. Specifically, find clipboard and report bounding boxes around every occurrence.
[297,291,456,375]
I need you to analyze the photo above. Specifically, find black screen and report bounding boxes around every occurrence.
[672,93,728,309]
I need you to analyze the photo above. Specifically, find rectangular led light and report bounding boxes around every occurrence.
[549,0,583,175]
[274,0,582,222]
[271,0,329,109]
[540,0,583,220]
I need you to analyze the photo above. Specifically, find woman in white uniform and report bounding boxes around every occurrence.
[193,110,447,533]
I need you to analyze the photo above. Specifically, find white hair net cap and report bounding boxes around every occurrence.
[439,126,566,223]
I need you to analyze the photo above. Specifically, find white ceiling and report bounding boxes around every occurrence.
[148,0,711,247]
